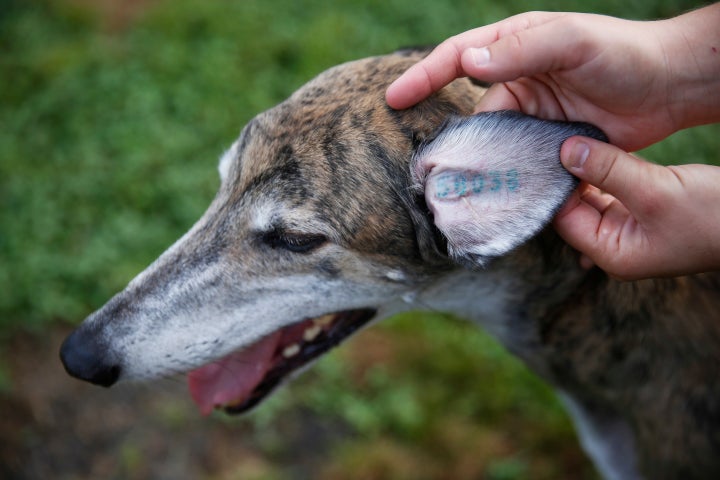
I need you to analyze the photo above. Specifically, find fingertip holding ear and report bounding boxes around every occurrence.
[472,83,520,113]
[385,79,410,110]
[560,137,591,173]
[412,111,607,268]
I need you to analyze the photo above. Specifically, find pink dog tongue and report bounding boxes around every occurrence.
[187,331,281,415]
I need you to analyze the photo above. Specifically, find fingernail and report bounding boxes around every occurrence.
[568,141,590,171]
[469,47,490,67]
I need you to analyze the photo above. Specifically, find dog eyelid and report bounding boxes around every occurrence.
[261,229,327,254]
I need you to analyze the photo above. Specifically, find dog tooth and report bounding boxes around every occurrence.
[303,325,322,342]
[283,344,301,358]
[314,314,335,327]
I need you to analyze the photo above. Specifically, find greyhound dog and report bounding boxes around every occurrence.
[60,50,720,480]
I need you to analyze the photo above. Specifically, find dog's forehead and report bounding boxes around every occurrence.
[213,51,484,259]
[224,56,424,202]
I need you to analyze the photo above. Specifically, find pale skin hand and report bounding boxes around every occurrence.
[554,138,720,280]
[386,6,720,279]
[386,7,720,151]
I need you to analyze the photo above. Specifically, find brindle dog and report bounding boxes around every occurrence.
[60,50,720,480]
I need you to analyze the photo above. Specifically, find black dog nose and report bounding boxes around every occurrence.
[59,328,121,387]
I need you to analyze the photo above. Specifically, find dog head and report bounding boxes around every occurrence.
[60,50,486,414]
[214,51,483,272]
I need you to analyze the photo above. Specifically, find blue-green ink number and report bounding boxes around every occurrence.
[435,173,453,198]
[454,173,467,197]
[489,171,502,192]
[471,173,484,194]
[434,169,519,199]
[506,169,519,191]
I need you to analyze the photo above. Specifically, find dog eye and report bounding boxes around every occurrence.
[262,230,327,253]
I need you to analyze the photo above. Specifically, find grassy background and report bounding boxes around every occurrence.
[1,0,717,478]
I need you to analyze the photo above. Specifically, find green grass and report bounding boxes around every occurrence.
[1,0,715,329]
[1,0,718,478]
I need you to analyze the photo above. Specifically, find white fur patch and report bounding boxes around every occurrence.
[384,269,407,282]
[558,392,641,480]
[251,202,278,232]
[218,141,237,182]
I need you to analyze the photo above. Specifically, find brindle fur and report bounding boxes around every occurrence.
[62,50,720,479]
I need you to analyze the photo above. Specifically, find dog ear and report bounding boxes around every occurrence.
[395,184,451,268]
[377,77,487,269]
[411,110,607,268]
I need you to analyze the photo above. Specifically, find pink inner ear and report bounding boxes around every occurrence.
[425,169,516,232]
[422,163,537,263]
[412,111,591,265]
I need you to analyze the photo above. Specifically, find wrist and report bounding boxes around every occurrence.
[659,4,720,131]
[664,164,720,275]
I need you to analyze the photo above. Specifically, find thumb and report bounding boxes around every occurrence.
[560,136,660,212]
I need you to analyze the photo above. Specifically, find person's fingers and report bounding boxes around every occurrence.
[555,138,670,279]
[472,83,521,112]
[578,183,619,214]
[560,136,664,215]
[458,13,589,83]
[555,183,628,226]
[553,186,634,275]
[553,188,604,255]
[473,77,569,119]
[386,40,465,109]
[386,12,563,109]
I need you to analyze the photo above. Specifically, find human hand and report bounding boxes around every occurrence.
[553,136,720,280]
[387,6,720,278]
[386,7,720,151]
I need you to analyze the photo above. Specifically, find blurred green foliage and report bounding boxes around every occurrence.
[1,0,715,328]
[0,0,717,477]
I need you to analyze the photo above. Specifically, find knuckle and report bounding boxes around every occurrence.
[434,40,464,79]
[591,146,623,189]
[507,31,525,53]
[634,170,672,219]
[598,250,639,281]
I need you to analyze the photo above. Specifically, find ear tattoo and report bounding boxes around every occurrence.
[411,110,607,267]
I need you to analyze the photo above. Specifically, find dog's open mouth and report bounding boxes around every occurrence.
[187,308,376,415]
